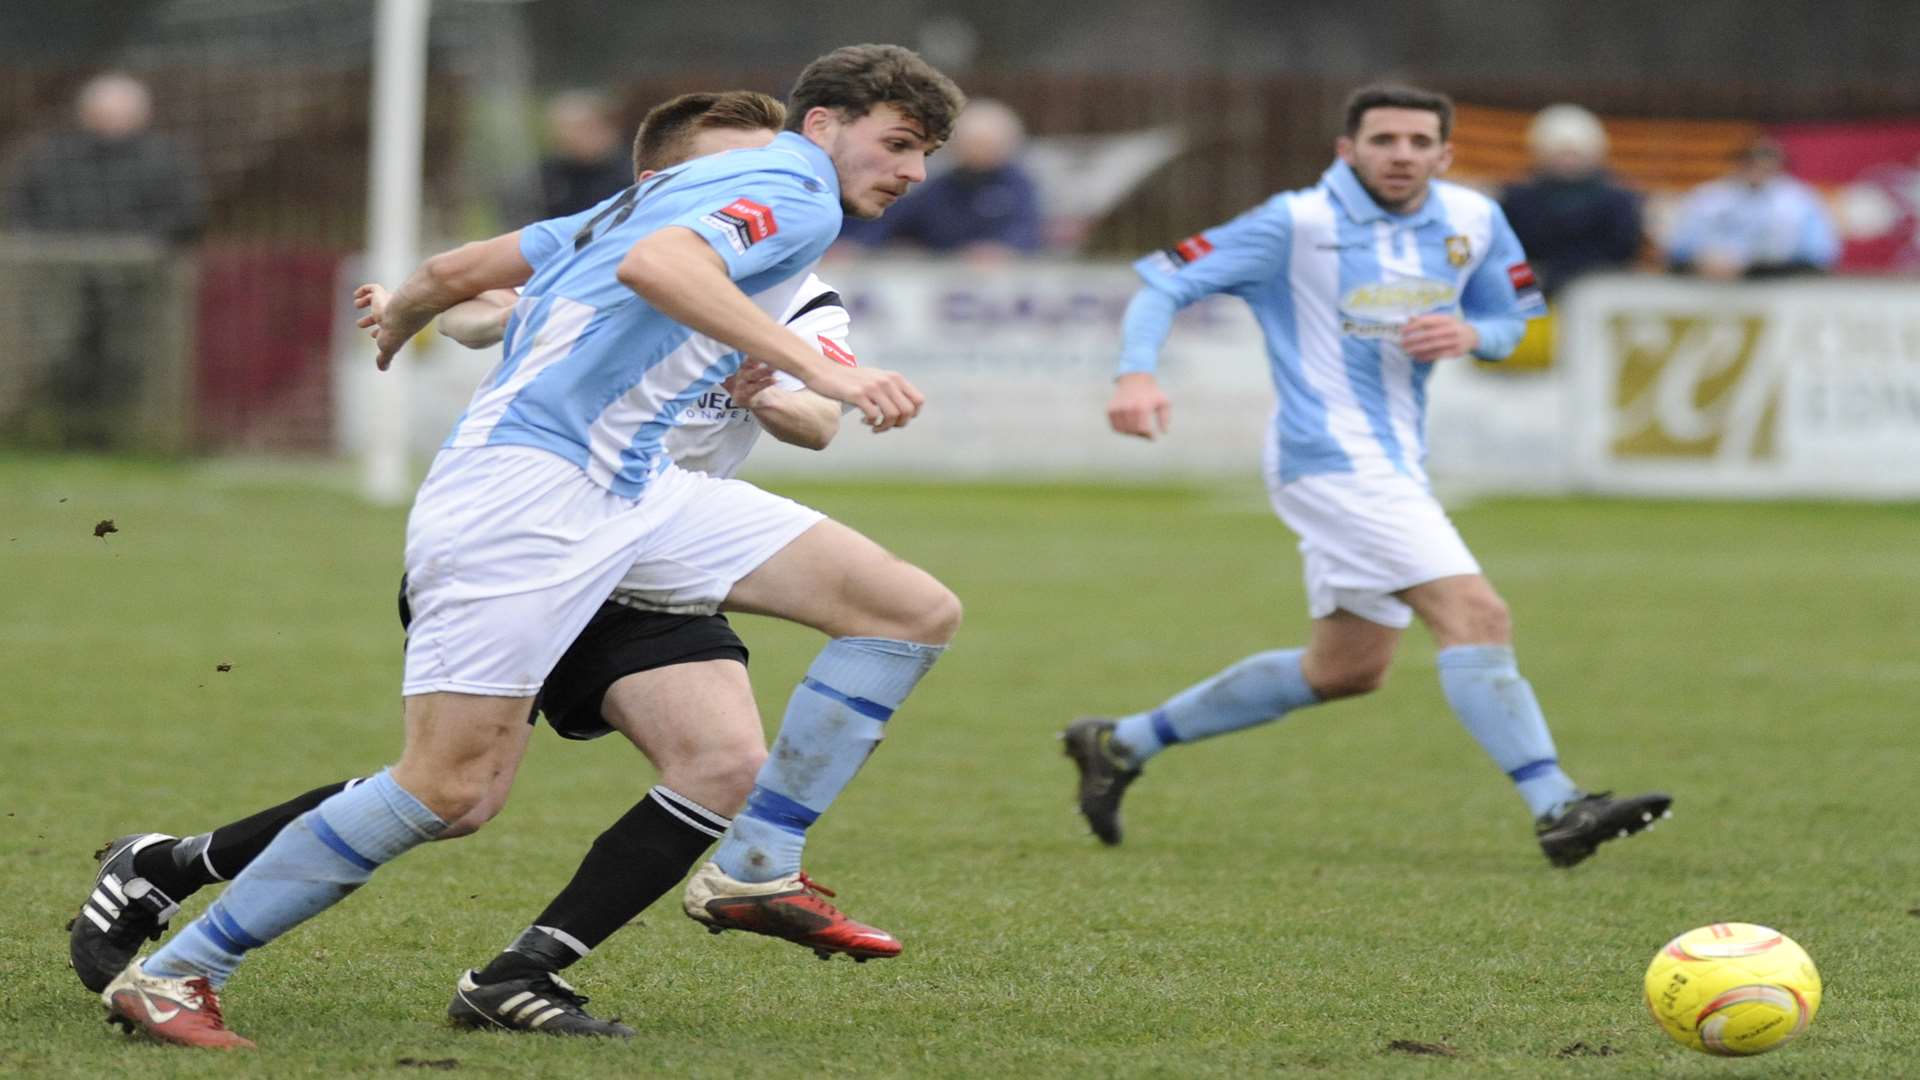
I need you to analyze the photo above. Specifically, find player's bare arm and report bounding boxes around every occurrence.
[374,231,534,369]
[617,226,923,431]
[438,288,519,348]
[1399,313,1480,362]
[1107,372,1173,440]
[743,383,842,450]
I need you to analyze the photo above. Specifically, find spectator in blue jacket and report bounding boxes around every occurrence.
[1666,139,1839,279]
[839,98,1042,259]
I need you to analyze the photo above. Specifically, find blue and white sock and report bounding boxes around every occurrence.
[712,637,943,883]
[1112,648,1320,767]
[1436,645,1581,819]
[143,769,445,986]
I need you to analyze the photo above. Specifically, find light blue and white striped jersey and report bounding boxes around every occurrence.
[1125,159,1545,485]
[444,132,843,497]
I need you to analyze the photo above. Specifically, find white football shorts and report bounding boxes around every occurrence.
[401,447,816,697]
[1266,469,1481,629]
[608,471,825,615]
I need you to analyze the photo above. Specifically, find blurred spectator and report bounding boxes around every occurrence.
[1666,139,1839,279]
[534,91,632,220]
[1499,104,1642,299]
[3,72,204,449]
[5,72,204,243]
[839,98,1042,260]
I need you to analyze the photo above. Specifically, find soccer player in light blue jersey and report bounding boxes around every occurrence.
[100,46,965,1049]
[1065,84,1670,869]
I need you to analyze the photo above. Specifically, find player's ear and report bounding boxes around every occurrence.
[1335,134,1355,164]
[801,105,841,144]
[637,168,656,180]
[1434,141,1453,176]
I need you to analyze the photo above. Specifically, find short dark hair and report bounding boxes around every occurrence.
[785,44,966,146]
[1343,83,1454,141]
[630,90,786,177]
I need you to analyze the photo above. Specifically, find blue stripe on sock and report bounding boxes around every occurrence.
[1508,758,1560,782]
[744,786,821,836]
[1149,709,1181,747]
[197,915,250,955]
[308,811,379,872]
[206,902,266,950]
[799,676,894,722]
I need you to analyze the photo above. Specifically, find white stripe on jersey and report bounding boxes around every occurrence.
[1432,182,1496,275]
[1371,216,1427,483]
[581,331,737,489]
[659,273,848,478]
[1284,191,1378,474]
[452,296,596,447]
[575,269,814,488]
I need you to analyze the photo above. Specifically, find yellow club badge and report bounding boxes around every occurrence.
[1445,234,1472,267]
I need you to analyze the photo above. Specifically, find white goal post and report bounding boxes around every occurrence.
[359,0,430,504]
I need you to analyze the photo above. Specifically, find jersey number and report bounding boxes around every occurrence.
[570,168,682,251]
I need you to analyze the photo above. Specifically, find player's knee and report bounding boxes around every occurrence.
[906,582,963,645]
[660,740,765,815]
[709,743,768,808]
[1306,655,1391,699]
[399,771,494,827]
[1451,592,1512,645]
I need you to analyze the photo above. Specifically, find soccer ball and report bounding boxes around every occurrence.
[1643,923,1821,1056]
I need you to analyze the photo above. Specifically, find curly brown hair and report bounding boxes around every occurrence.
[785,44,966,146]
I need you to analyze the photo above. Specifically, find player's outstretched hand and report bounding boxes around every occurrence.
[353,283,409,370]
[723,359,780,408]
[1400,314,1480,362]
[353,283,391,331]
[806,364,923,433]
[1108,372,1171,440]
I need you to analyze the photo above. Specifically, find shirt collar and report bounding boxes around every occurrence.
[1321,159,1442,227]
[771,130,838,193]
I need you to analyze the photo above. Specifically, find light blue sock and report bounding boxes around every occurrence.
[1112,649,1320,766]
[144,769,445,986]
[713,636,944,882]
[1436,645,1581,819]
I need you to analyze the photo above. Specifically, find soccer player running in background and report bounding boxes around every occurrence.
[94,45,965,1049]
[1064,84,1670,868]
[73,92,872,1038]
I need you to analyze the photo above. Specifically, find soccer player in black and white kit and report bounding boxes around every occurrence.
[71,91,875,1038]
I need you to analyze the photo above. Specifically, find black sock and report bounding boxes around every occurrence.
[131,779,358,898]
[472,786,729,985]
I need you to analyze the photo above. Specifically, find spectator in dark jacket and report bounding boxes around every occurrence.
[6,72,204,243]
[3,72,205,448]
[1499,104,1642,300]
[533,91,632,221]
[839,98,1042,259]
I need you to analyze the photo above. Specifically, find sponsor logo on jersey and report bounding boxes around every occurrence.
[818,335,858,367]
[700,198,778,255]
[1165,233,1214,267]
[1338,277,1458,337]
[1507,261,1543,306]
[1446,234,1472,267]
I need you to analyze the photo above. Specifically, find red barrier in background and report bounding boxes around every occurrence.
[193,244,343,451]
[1771,120,1920,273]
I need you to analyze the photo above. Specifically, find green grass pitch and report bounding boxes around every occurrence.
[2,453,1916,1077]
